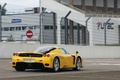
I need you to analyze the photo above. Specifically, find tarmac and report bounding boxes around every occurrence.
[0,58,120,80]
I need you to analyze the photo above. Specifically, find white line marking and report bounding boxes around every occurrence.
[89,63,120,66]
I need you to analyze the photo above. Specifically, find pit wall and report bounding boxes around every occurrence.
[0,42,120,58]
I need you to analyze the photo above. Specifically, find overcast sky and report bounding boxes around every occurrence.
[0,0,39,10]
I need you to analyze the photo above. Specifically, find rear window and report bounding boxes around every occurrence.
[33,47,56,54]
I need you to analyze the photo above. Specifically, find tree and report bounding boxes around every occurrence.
[7,35,15,42]
[0,5,7,15]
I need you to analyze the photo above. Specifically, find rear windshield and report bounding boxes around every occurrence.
[33,47,56,54]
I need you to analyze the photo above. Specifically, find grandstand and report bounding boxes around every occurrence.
[57,0,120,15]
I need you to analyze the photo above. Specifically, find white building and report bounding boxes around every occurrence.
[90,17,120,45]
[2,13,120,45]
[1,0,120,45]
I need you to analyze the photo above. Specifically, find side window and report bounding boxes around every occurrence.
[29,26,33,30]
[22,26,27,30]
[16,27,21,31]
[4,27,9,31]
[34,26,38,30]
[44,26,49,29]
[59,48,69,54]
[10,27,15,31]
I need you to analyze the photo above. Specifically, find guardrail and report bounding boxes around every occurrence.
[54,0,85,13]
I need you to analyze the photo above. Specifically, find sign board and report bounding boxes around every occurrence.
[11,19,22,23]
[97,22,114,30]
[26,30,33,38]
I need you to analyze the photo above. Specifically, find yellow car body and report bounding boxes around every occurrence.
[12,46,83,72]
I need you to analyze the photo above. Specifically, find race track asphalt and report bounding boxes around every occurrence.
[0,59,120,80]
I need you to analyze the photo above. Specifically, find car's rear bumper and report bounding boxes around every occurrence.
[13,62,45,69]
[12,57,53,69]
[12,62,52,69]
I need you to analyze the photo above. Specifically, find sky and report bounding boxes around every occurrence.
[0,0,39,13]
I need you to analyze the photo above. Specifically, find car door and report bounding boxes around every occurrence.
[59,48,74,67]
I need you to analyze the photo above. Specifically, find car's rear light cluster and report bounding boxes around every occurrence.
[43,54,50,57]
[13,53,19,56]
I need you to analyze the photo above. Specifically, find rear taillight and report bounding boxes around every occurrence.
[13,53,19,56]
[46,54,50,57]
[43,54,50,57]
[44,54,46,57]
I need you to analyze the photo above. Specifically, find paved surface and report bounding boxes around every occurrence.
[0,59,120,80]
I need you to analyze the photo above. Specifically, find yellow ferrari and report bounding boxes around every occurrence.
[12,46,83,72]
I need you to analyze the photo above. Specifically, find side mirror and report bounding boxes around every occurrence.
[76,51,78,54]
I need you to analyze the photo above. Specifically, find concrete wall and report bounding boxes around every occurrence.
[0,42,120,58]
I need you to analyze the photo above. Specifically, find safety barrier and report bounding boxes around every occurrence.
[0,42,120,58]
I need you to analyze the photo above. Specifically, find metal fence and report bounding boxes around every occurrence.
[0,3,120,46]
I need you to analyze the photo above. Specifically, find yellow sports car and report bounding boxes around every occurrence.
[12,46,83,72]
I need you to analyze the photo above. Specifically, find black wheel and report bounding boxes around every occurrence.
[52,57,60,72]
[15,63,25,71]
[73,58,81,71]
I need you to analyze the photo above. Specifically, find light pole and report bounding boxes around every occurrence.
[0,3,7,42]
[39,0,42,43]
[64,11,71,45]
[85,17,91,46]
[104,19,111,45]
[39,0,46,44]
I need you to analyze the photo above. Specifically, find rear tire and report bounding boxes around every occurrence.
[15,63,25,71]
[73,58,81,71]
[52,57,60,72]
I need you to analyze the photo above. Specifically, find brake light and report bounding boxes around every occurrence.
[44,54,46,57]
[43,54,50,57]
[13,53,19,56]
[46,54,50,57]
